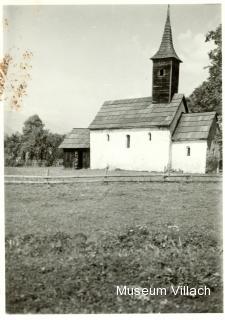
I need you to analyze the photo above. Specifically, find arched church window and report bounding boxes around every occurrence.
[107,134,110,141]
[148,132,152,141]
[126,135,130,148]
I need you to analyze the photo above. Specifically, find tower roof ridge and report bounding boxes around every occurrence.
[151,5,182,62]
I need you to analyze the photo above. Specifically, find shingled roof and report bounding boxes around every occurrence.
[172,112,217,141]
[151,5,182,62]
[89,93,185,130]
[59,128,90,149]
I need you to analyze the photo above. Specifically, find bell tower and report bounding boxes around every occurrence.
[151,5,182,104]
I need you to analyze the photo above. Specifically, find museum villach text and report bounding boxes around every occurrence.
[116,285,211,297]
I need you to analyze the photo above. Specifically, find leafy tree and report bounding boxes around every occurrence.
[4,114,65,167]
[188,24,222,115]
[205,24,222,113]
[44,133,65,166]
[188,24,222,155]
[20,115,48,162]
[4,132,22,166]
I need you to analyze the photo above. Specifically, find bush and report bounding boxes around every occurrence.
[206,155,219,173]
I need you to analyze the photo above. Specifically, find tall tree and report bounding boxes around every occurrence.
[4,132,22,166]
[45,133,65,166]
[20,114,47,161]
[4,114,65,166]
[188,24,222,115]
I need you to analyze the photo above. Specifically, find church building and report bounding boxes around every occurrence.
[88,6,219,173]
[60,6,220,173]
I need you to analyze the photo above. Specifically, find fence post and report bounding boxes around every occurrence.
[103,166,109,184]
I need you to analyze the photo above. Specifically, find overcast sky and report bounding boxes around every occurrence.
[4,4,221,134]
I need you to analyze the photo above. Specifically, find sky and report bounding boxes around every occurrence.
[3,3,221,135]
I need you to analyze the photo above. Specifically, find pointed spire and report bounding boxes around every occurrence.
[151,5,182,62]
[167,4,170,19]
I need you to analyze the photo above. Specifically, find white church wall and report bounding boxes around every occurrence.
[90,128,171,172]
[171,141,207,173]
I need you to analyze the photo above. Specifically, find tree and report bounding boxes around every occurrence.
[4,132,22,166]
[44,133,65,166]
[188,24,222,115]
[188,24,222,154]
[205,24,222,113]
[20,115,47,162]
[4,114,65,167]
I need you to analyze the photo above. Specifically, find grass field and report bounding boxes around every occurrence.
[5,180,223,313]
[5,166,152,176]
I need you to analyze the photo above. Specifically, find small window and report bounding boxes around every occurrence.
[159,69,165,76]
[126,135,130,148]
[148,132,152,141]
[186,146,191,156]
[107,134,110,141]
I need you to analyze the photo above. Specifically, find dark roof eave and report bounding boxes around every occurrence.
[151,55,182,63]
[172,138,208,142]
[89,124,171,130]
[59,146,90,149]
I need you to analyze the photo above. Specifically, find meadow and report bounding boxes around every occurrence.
[5,166,167,176]
[5,179,223,313]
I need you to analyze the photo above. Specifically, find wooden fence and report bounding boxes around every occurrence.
[5,173,222,184]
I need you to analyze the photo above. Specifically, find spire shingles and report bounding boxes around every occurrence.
[151,5,182,62]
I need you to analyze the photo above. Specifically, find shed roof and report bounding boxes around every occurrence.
[59,128,90,149]
[172,112,217,141]
[89,93,185,130]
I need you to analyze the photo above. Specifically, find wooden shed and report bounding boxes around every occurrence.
[59,128,90,169]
